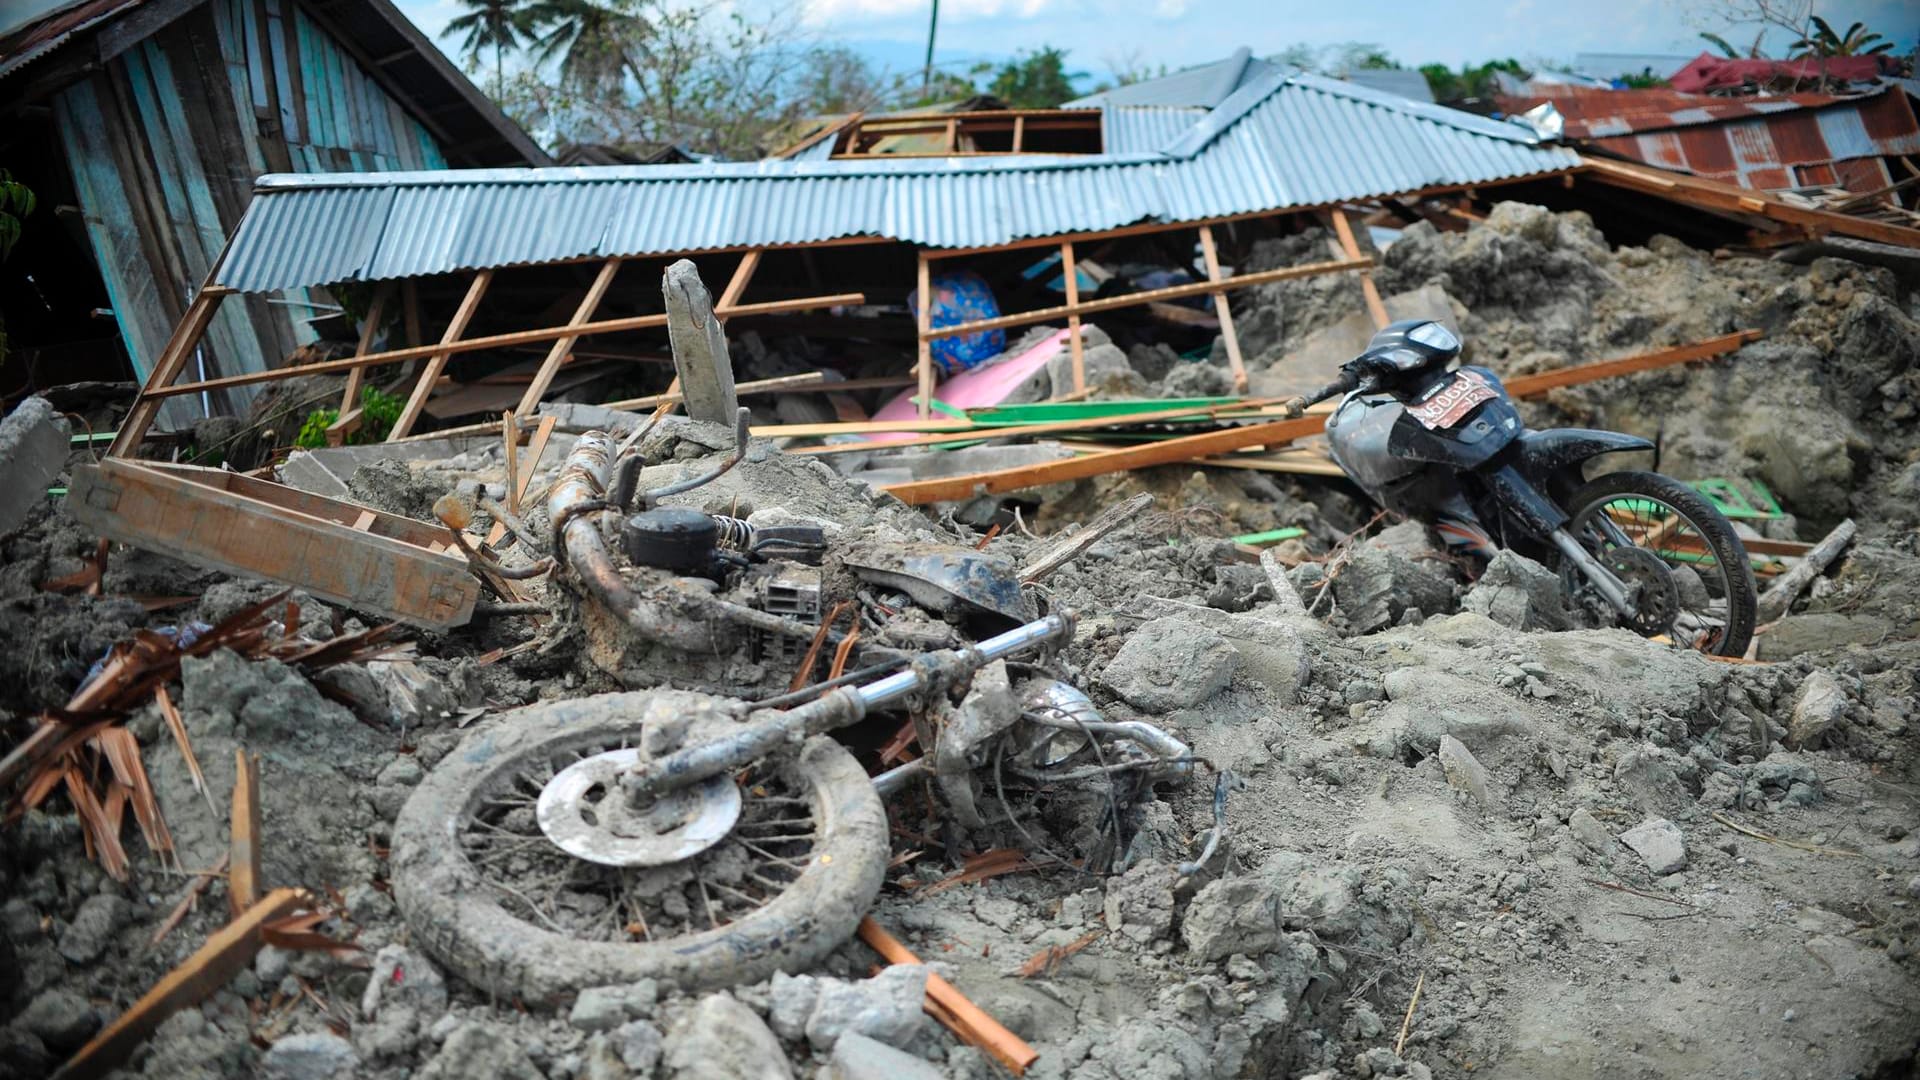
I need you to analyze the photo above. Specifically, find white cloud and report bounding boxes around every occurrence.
[1152,0,1190,16]
[804,0,1061,24]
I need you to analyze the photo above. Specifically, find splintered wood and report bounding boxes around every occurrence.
[229,750,262,916]
[858,917,1041,1076]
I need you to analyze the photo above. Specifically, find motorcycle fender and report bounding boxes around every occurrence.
[1481,463,1569,536]
[1514,429,1655,494]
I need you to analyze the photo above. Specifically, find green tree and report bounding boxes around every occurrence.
[987,47,1083,108]
[0,169,33,363]
[1418,58,1526,101]
[448,0,541,98]
[528,0,650,99]
[1791,17,1895,57]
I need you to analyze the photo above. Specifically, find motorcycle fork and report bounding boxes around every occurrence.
[1480,462,1639,619]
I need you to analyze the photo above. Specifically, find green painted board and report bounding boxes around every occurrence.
[966,397,1241,426]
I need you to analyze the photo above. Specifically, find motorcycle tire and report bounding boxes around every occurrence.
[391,690,889,1006]
[1562,470,1758,659]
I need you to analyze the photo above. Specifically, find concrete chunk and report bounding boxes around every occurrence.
[664,259,739,426]
[1620,818,1687,875]
[1438,734,1493,807]
[0,396,69,534]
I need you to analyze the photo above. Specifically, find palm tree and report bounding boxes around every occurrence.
[527,0,650,99]
[1792,17,1895,57]
[447,0,540,98]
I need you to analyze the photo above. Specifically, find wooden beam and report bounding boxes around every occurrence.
[602,372,910,412]
[513,258,621,419]
[51,888,304,1080]
[1012,115,1025,152]
[858,918,1039,1076]
[1328,211,1389,330]
[922,257,1372,341]
[1196,225,1248,392]
[1501,330,1761,396]
[876,331,1762,503]
[882,414,1325,504]
[768,111,863,159]
[328,282,393,444]
[108,289,225,458]
[789,396,1290,456]
[228,749,261,916]
[389,270,492,440]
[1061,241,1085,396]
[142,292,867,401]
[715,249,762,313]
[916,253,934,420]
[65,460,480,629]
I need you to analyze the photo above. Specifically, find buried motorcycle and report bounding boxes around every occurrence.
[1286,319,1758,658]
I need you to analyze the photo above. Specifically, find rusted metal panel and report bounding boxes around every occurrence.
[66,459,479,629]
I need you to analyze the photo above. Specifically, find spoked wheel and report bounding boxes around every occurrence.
[392,690,888,1005]
[1561,470,1758,658]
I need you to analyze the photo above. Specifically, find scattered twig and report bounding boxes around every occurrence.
[1017,929,1102,978]
[1710,811,1865,858]
[155,687,217,819]
[1393,971,1425,1056]
[149,854,230,946]
[1582,878,1695,908]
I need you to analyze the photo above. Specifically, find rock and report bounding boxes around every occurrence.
[1613,747,1690,814]
[614,1020,663,1072]
[0,1027,53,1077]
[826,1031,943,1080]
[263,1032,359,1080]
[19,988,97,1050]
[1788,670,1847,749]
[1104,859,1179,944]
[1331,546,1455,634]
[1100,616,1237,712]
[361,944,448,1020]
[1756,613,1892,660]
[663,993,793,1080]
[1046,342,1140,398]
[1182,852,1411,961]
[1164,359,1234,397]
[569,979,660,1032]
[767,971,819,1041]
[415,1022,545,1080]
[805,966,928,1050]
[57,893,129,964]
[1620,818,1688,875]
[1437,734,1493,807]
[0,396,71,535]
[1568,809,1617,859]
[1462,550,1570,631]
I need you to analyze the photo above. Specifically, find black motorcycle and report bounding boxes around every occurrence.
[1287,320,1757,658]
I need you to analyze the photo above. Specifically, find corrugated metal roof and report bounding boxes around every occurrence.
[216,68,1580,293]
[1102,107,1207,153]
[1067,47,1280,110]
[1526,85,1920,190]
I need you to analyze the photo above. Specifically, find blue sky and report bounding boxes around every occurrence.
[398,0,1919,88]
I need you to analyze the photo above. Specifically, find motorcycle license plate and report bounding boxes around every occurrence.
[1406,371,1498,430]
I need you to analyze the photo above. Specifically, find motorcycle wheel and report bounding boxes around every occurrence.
[1561,470,1758,659]
[391,690,889,1006]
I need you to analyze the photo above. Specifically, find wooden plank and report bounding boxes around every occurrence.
[328,281,392,444]
[881,415,1326,504]
[922,257,1372,341]
[389,269,492,440]
[600,372,910,413]
[51,888,304,1080]
[142,291,868,401]
[66,459,479,629]
[879,330,1762,502]
[513,258,621,419]
[485,414,556,548]
[916,253,934,420]
[1196,225,1248,392]
[1501,330,1761,397]
[767,112,862,160]
[108,289,225,458]
[1061,241,1085,396]
[140,461,455,548]
[1328,211,1389,329]
[228,749,261,916]
[789,395,1290,457]
[759,419,975,438]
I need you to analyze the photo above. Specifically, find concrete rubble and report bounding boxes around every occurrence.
[2,202,1919,1080]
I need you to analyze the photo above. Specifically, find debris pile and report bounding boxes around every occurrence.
[4,203,1920,1080]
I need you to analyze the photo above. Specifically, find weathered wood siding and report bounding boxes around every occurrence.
[53,0,448,426]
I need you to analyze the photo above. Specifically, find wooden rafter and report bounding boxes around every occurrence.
[916,253,934,420]
[388,269,493,440]
[1196,224,1248,392]
[1328,210,1389,330]
[327,281,394,444]
[108,288,226,458]
[513,258,622,420]
[1061,240,1085,396]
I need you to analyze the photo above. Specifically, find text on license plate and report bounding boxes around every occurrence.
[1406,372,1498,430]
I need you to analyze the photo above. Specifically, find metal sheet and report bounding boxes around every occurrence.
[216,69,1580,293]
